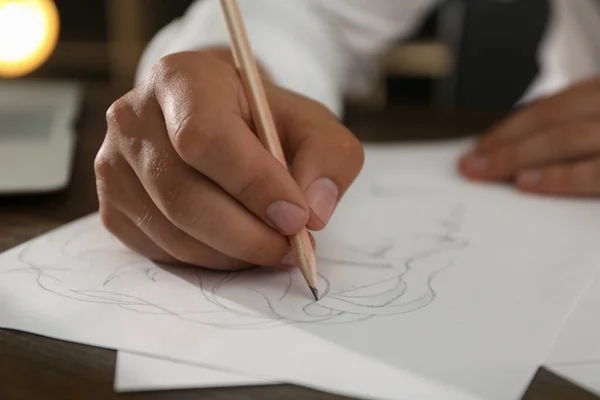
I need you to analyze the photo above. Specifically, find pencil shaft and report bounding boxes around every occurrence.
[290,229,318,289]
[219,0,285,164]
[219,0,318,292]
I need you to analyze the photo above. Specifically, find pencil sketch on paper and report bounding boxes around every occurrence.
[2,188,469,329]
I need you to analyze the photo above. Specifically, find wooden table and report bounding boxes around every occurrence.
[0,83,597,400]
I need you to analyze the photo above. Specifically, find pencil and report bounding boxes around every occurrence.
[219,0,319,301]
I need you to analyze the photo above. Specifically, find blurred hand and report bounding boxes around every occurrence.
[95,50,364,270]
[459,75,600,196]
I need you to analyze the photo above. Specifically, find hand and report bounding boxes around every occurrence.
[459,75,600,196]
[95,50,364,270]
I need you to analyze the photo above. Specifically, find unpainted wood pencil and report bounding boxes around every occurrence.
[219,0,319,300]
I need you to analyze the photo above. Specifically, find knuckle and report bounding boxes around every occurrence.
[94,145,129,207]
[173,116,217,164]
[151,54,185,83]
[105,99,125,125]
[151,51,233,90]
[329,129,365,177]
[338,131,361,155]
[150,52,207,89]
[99,206,122,236]
[105,97,135,131]
[342,133,365,170]
[93,149,118,182]
[172,114,197,152]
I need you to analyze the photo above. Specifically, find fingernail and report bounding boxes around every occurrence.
[305,178,338,225]
[280,251,296,267]
[462,153,489,174]
[266,201,307,235]
[518,171,541,188]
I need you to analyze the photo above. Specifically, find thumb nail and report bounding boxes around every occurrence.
[266,201,307,235]
[305,178,338,225]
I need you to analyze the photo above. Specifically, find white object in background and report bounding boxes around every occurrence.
[0,80,82,194]
[520,0,600,104]
[2,141,600,400]
[545,272,600,396]
[138,0,600,116]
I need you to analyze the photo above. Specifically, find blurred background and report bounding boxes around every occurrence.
[28,0,549,112]
[0,0,550,197]
[0,0,551,236]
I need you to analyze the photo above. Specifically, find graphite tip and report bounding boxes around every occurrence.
[310,286,319,301]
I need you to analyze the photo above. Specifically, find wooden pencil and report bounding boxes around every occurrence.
[219,0,319,300]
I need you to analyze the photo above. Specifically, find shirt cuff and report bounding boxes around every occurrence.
[135,0,344,117]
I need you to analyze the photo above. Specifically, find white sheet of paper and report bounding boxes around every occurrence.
[0,223,476,400]
[115,352,273,391]
[116,266,600,394]
[544,271,600,395]
[2,140,600,400]
[114,140,471,393]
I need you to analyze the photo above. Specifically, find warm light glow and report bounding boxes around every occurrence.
[0,0,59,78]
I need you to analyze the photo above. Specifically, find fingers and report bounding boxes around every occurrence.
[478,77,600,151]
[460,118,600,181]
[516,159,600,196]
[100,50,365,270]
[95,152,256,270]
[151,52,310,236]
[275,90,365,230]
[103,92,291,268]
[98,205,178,264]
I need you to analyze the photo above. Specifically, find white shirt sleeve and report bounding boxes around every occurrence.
[520,0,600,104]
[135,0,439,117]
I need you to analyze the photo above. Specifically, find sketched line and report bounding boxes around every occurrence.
[316,256,392,269]
[3,200,470,329]
[278,272,293,301]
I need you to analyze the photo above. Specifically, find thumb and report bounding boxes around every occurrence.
[279,99,364,231]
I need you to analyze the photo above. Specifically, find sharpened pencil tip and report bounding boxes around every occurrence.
[310,287,319,301]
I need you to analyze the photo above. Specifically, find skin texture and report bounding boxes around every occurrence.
[95,50,364,270]
[96,49,599,270]
[460,75,600,197]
